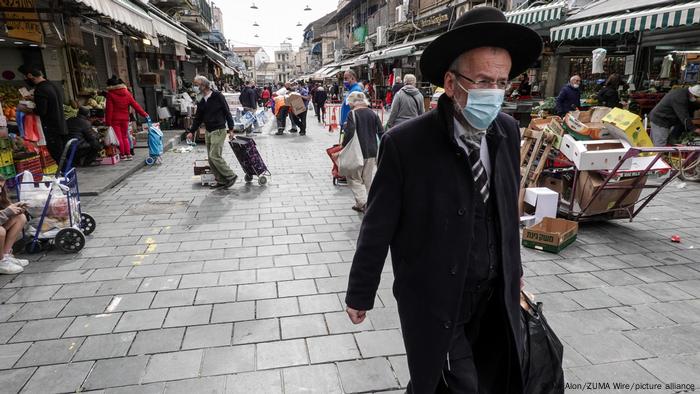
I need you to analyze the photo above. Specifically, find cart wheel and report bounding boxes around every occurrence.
[80,213,96,236]
[244,174,253,183]
[258,176,267,186]
[145,157,155,166]
[55,228,86,253]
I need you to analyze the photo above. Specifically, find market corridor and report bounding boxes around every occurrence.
[0,119,699,393]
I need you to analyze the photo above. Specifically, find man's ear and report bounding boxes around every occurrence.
[444,71,455,98]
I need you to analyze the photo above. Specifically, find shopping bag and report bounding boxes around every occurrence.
[520,291,565,394]
[337,112,364,177]
[105,126,120,146]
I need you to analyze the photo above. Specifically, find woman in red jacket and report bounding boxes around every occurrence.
[105,75,149,160]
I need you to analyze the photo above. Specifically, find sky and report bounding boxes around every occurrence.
[215,0,339,57]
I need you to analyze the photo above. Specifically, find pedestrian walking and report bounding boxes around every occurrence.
[340,70,364,129]
[187,76,238,189]
[391,76,404,98]
[386,74,424,129]
[344,6,543,393]
[554,75,581,116]
[66,107,101,167]
[240,81,258,114]
[313,86,328,123]
[105,75,149,161]
[293,82,310,136]
[0,176,29,274]
[341,92,383,213]
[19,66,68,164]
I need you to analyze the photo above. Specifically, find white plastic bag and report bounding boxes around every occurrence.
[338,111,364,177]
[105,126,120,146]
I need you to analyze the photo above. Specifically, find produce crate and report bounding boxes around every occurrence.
[43,164,58,175]
[0,138,11,150]
[38,146,57,168]
[14,156,42,182]
[0,164,15,179]
[0,149,12,167]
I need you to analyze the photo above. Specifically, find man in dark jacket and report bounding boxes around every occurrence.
[240,81,258,113]
[20,66,68,163]
[187,76,238,189]
[313,86,328,123]
[345,7,543,393]
[66,107,101,167]
[649,85,700,146]
[554,75,581,116]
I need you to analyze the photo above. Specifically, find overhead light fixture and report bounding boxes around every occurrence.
[250,2,258,9]
[29,44,38,47]
[0,39,5,42]
[13,41,23,45]
[253,21,259,26]
[296,22,302,26]
[286,37,292,40]
[254,34,259,38]
[304,5,311,11]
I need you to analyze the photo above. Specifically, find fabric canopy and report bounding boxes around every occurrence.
[551,1,700,41]
[505,0,566,26]
[149,12,188,45]
[75,0,155,36]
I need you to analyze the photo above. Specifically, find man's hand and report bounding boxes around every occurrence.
[186,132,193,141]
[228,129,235,140]
[346,307,366,324]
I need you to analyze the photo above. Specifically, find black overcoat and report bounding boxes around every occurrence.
[346,93,524,393]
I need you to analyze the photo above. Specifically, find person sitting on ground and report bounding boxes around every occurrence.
[386,74,425,129]
[0,176,29,274]
[67,107,101,167]
[341,92,384,213]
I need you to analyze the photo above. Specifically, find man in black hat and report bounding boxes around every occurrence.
[344,6,542,394]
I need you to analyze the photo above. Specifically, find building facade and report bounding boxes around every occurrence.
[275,42,294,83]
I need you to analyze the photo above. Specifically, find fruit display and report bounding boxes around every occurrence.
[64,104,78,119]
[85,95,106,110]
[0,85,22,121]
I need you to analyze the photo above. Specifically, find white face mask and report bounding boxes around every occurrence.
[193,85,201,94]
[572,83,580,89]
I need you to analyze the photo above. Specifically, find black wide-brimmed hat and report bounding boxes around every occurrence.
[420,6,543,86]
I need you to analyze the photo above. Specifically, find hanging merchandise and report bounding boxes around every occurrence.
[660,54,674,79]
[592,48,607,74]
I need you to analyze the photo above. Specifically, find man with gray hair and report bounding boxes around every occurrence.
[386,73,424,129]
[187,76,238,188]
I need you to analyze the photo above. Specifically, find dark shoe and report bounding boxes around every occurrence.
[223,175,238,189]
[299,131,306,136]
[289,128,298,133]
[275,130,284,135]
[351,205,365,213]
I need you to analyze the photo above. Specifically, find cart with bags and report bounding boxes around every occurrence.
[229,136,270,185]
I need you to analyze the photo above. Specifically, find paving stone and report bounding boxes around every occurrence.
[293,264,330,279]
[299,294,343,314]
[150,289,196,308]
[325,311,374,334]
[211,301,255,323]
[610,304,676,329]
[307,334,361,363]
[553,258,598,273]
[355,329,406,358]
[89,267,132,281]
[224,370,282,394]
[657,264,700,280]
[569,361,663,391]
[237,282,277,301]
[63,313,121,337]
[547,309,634,336]
[129,327,185,355]
[337,357,399,393]
[21,361,93,394]
[195,286,238,304]
[616,253,663,268]
[389,355,410,388]
[0,342,32,368]
[179,272,220,288]
[6,285,61,303]
[564,332,651,364]
[368,307,401,330]
[283,364,343,394]
[281,314,328,339]
[142,349,203,383]
[523,275,575,293]
[218,270,257,286]
[257,267,294,282]
[114,308,167,332]
[73,332,135,361]
[137,276,181,292]
[8,300,68,321]
[257,297,300,319]
[601,285,660,305]
[83,355,150,390]
[165,262,205,275]
[200,344,255,376]
[278,279,318,297]
[52,282,102,299]
[558,273,608,290]
[636,353,700,386]
[163,305,212,327]
[164,376,227,394]
[96,279,143,296]
[671,280,700,298]
[0,322,23,344]
[590,269,643,286]
[10,317,73,342]
[181,323,233,349]
[256,338,308,369]
[104,293,155,312]
[59,296,112,317]
[0,304,21,322]
[563,288,621,309]
[624,324,700,356]
[315,277,349,293]
[624,267,676,283]
[638,282,695,301]
[233,318,279,344]
[0,368,35,393]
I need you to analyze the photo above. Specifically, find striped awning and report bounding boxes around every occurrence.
[551,1,700,41]
[505,0,566,26]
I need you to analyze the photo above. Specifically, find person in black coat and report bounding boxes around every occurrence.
[596,73,623,108]
[313,86,328,123]
[555,75,581,116]
[66,107,101,167]
[239,81,258,112]
[344,7,543,394]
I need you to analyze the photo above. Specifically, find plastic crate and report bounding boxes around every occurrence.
[43,164,58,175]
[14,156,42,182]
[0,138,11,150]
[0,149,12,167]
[38,146,57,168]
[0,164,15,179]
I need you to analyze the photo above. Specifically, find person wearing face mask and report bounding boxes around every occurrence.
[18,66,68,164]
[554,75,582,117]
[340,70,364,129]
[343,7,542,393]
[648,85,700,146]
[186,76,238,189]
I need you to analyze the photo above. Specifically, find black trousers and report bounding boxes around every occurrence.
[315,103,326,122]
[291,110,307,133]
[45,133,67,164]
[76,145,99,166]
[276,107,289,130]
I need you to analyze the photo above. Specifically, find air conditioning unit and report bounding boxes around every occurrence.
[396,5,407,23]
[376,26,386,46]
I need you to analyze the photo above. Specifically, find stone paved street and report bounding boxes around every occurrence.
[0,114,699,393]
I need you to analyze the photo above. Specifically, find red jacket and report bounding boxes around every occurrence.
[105,84,148,125]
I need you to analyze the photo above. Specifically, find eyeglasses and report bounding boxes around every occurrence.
[452,71,508,90]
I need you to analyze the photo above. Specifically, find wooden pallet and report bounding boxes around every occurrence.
[519,128,558,213]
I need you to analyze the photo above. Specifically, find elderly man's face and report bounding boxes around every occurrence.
[571,76,581,86]
[444,47,512,108]
[344,72,356,84]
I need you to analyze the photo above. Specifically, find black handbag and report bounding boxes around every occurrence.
[521,291,565,394]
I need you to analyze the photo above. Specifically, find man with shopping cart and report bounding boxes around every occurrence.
[187,76,238,189]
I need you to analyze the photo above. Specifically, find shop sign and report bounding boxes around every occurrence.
[417,7,452,32]
[0,0,42,43]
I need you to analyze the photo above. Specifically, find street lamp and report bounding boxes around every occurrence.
[253,21,259,27]
[304,5,312,11]
[250,2,258,9]
[296,22,302,26]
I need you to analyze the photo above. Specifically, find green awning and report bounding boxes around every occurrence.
[551,1,700,41]
[505,0,566,26]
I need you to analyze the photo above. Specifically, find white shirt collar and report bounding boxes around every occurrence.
[203,90,213,102]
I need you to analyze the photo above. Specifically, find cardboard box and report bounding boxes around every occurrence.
[101,155,120,165]
[523,187,559,224]
[286,93,307,115]
[574,170,646,215]
[602,108,654,147]
[539,174,573,201]
[559,134,631,171]
[598,156,671,178]
[522,217,578,253]
[194,160,210,175]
